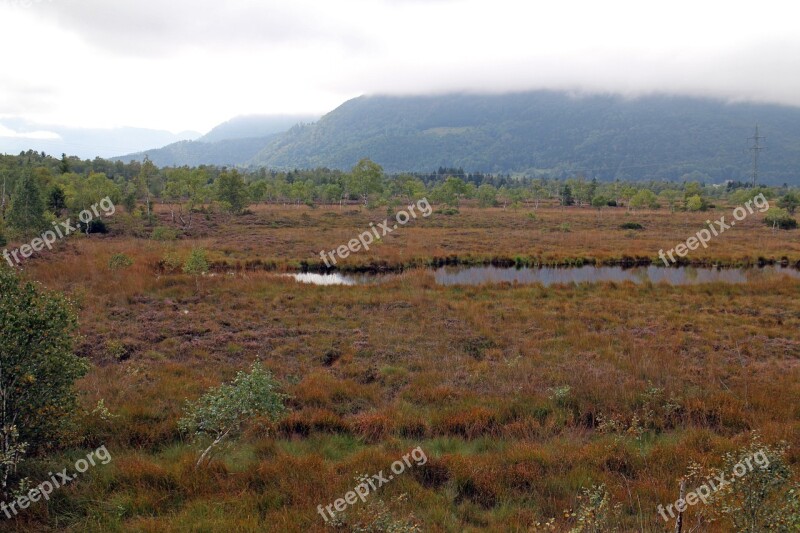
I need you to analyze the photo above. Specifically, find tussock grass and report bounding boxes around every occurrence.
[7,204,799,531]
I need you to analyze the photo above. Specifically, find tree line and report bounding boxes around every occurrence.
[2,150,799,241]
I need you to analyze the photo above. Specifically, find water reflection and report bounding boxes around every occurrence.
[284,265,800,287]
[434,265,800,287]
[287,273,357,286]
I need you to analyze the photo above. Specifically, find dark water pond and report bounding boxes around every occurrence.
[288,265,800,287]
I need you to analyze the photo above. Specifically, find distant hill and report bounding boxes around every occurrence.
[199,114,318,143]
[0,117,200,160]
[115,114,317,166]
[114,135,279,167]
[249,92,800,183]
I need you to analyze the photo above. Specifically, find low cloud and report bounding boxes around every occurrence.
[2,0,800,132]
[34,0,368,57]
[0,122,61,140]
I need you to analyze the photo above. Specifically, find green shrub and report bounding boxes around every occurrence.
[78,219,108,234]
[566,484,622,532]
[179,361,286,468]
[151,227,179,241]
[686,195,707,212]
[183,248,210,292]
[764,208,798,229]
[691,434,800,531]
[106,339,130,361]
[161,251,184,273]
[183,248,209,275]
[620,222,645,230]
[0,268,88,496]
[438,208,460,216]
[108,253,134,270]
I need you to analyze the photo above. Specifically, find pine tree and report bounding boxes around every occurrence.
[47,184,67,212]
[59,153,70,174]
[8,170,46,234]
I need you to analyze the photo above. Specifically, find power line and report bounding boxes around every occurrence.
[748,125,765,187]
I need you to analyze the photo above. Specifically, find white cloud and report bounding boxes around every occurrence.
[0,123,61,140]
[1,0,799,133]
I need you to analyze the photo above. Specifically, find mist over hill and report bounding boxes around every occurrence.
[250,92,800,183]
[199,114,319,143]
[110,91,800,183]
[115,114,318,167]
[114,135,280,167]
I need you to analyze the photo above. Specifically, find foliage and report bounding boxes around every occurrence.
[178,361,286,468]
[47,184,67,212]
[183,248,209,292]
[433,176,467,207]
[332,495,422,532]
[476,183,498,207]
[151,226,180,241]
[121,187,138,213]
[619,222,645,230]
[686,194,707,212]
[105,339,130,362]
[689,434,800,532]
[566,484,621,532]
[348,158,384,205]
[7,170,46,235]
[764,207,798,229]
[777,192,800,214]
[560,184,574,206]
[730,186,774,205]
[164,167,210,226]
[136,156,158,217]
[108,253,134,270]
[161,251,184,272]
[215,169,248,214]
[629,189,659,209]
[57,172,121,219]
[547,385,572,406]
[183,248,209,276]
[0,267,88,497]
[78,218,109,234]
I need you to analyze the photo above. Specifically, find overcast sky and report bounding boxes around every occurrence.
[1,0,799,135]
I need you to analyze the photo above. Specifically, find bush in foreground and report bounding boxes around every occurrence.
[179,361,287,468]
[0,267,88,497]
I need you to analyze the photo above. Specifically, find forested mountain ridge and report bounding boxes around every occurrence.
[115,135,280,167]
[250,92,800,183]
[199,114,319,143]
[112,91,800,183]
[115,114,318,167]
